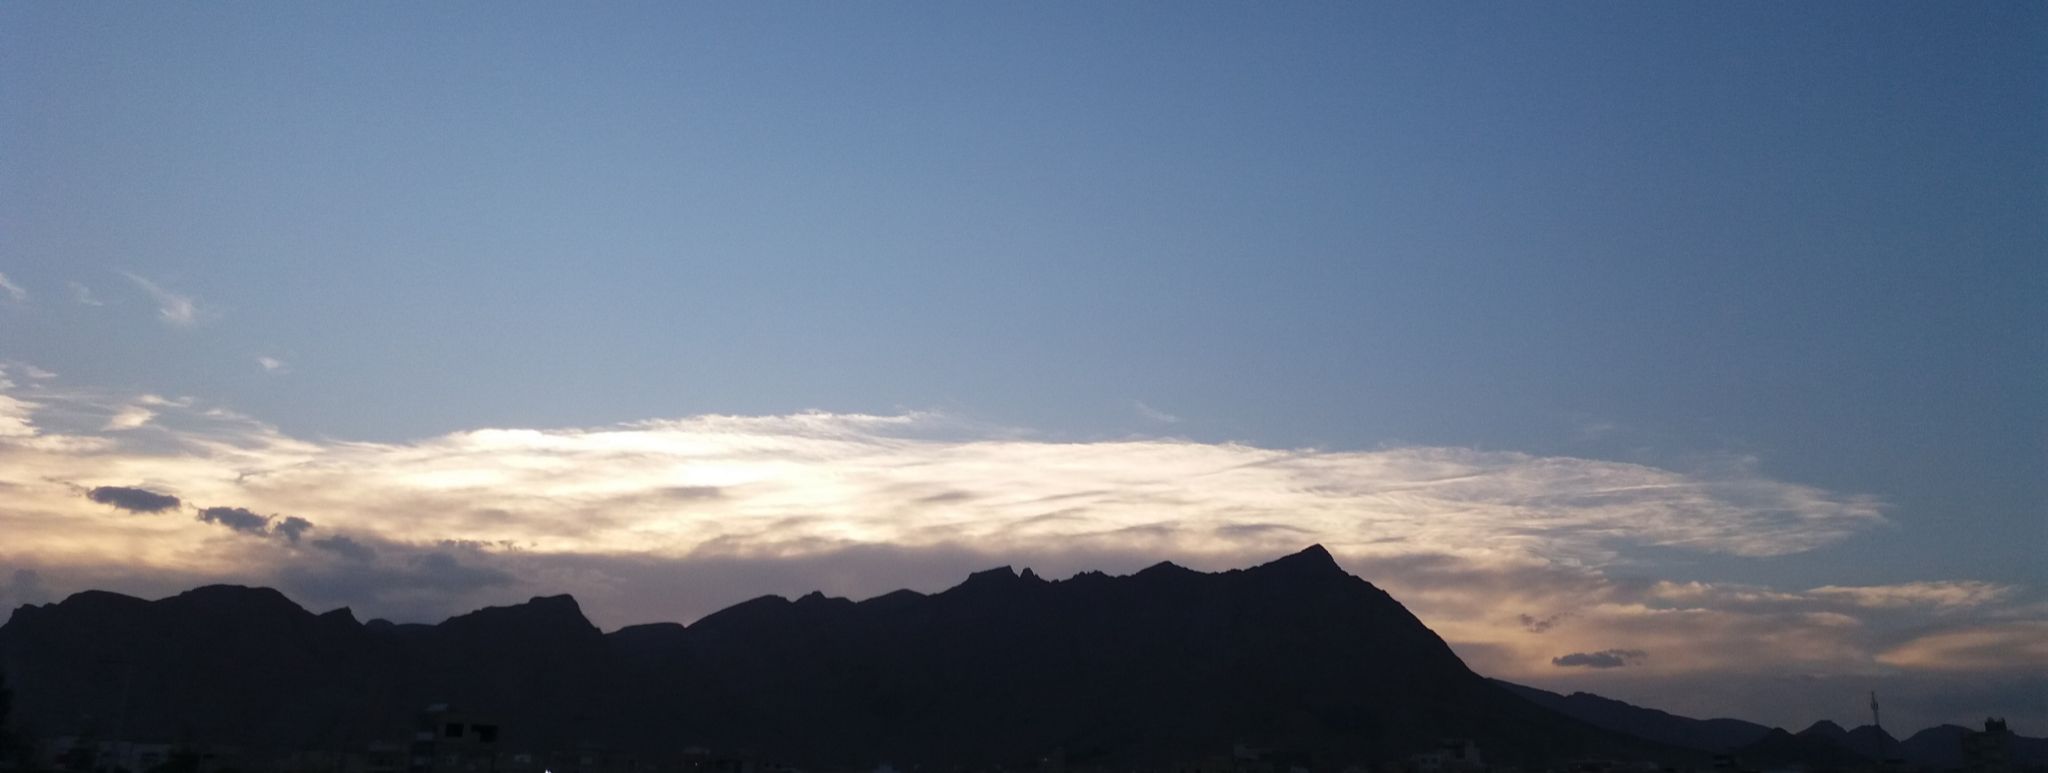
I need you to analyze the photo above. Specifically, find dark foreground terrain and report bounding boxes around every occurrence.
[1,547,2039,773]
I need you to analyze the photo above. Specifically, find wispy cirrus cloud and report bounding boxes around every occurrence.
[0,373,2037,732]
[1648,580,2018,613]
[0,369,37,438]
[1134,400,1180,424]
[1806,581,2016,610]
[119,271,203,326]
[0,377,1892,595]
[104,404,157,431]
[68,281,104,306]
[1876,622,2048,671]
[0,273,27,303]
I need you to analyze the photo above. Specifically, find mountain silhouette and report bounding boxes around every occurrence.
[1492,680,1771,753]
[0,546,1666,768]
[1496,682,2048,769]
[1732,726,1875,769]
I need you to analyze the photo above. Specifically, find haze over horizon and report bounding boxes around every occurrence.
[2,1,2042,740]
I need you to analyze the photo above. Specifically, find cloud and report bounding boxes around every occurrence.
[257,356,288,374]
[274,516,313,543]
[1875,622,2048,672]
[1807,582,2015,610]
[277,550,515,619]
[1134,400,1181,424]
[68,281,103,306]
[104,404,157,431]
[85,485,184,514]
[0,392,34,438]
[0,273,26,303]
[411,551,516,591]
[310,535,377,562]
[119,271,202,326]
[1553,649,1649,668]
[2,568,51,607]
[197,506,272,535]
[7,377,2039,729]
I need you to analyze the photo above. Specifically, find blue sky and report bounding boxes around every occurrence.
[2,2,2043,731]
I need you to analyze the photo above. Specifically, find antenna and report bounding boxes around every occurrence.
[1870,691,1881,730]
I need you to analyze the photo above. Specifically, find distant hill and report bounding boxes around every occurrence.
[1492,680,1771,753]
[1894,724,2048,769]
[1734,726,1876,769]
[1495,681,2048,770]
[0,546,1662,769]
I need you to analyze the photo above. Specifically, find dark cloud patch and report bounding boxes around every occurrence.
[660,486,724,501]
[917,490,976,504]
[3,568,51,607]
[86,486,182,514]
[1002,509,1091,532]
[277,547,517,623]
[196,506,271,535]
[411,552,515,591]
[600,486,726,509]
[1520,612,1571,633]
[274,516,314,543]
[1553,649,1648,668]
[438,539,521,552]
[310,535,376,562]
[1213,523,1313,539]
[1103,522,1182,539]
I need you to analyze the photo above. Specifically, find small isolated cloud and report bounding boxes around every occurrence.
[196,506,272,535]
[1134,400,1181,424]
[1553,648,1649,668]
[311,535,377,562]
[1519,612,1571,633]
[0,272,27,303]
[104,404,156,431]
[86,485,183,514]
[68,281,103,306]
[120,271,201,326]
[257,356,288,374]
[274,516,314,543]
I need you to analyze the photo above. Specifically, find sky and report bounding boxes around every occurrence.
[2,0,2044,736]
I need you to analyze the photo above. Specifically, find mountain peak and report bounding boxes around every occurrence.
[164,584,309,617]
[445,593,596,634]
[956,565,1022,591]
[1251,544,1347,577]
[1800,720,1849,738]
[1135,560,1197,578]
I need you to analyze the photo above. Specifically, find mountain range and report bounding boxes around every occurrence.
[1,546,2038,770]
[1499,682,2048,768]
